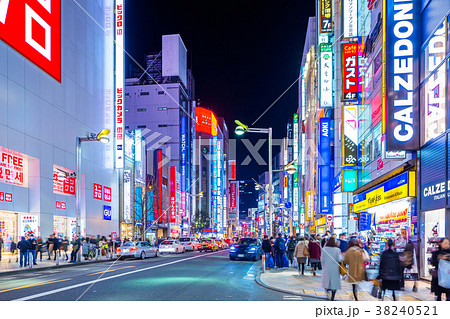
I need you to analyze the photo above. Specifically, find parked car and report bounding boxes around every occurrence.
[198,239,219,252]
[116,241,158,259]
[158,239,185,254]
[229,238,262,261]
[179,237,199,251]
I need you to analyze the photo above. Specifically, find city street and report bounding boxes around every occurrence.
[0,250,312,301]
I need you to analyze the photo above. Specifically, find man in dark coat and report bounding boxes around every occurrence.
[262,234,272,269]
[17,236,31,267]
[274,233,286,268]
[28,234,38,265]
[378,239,402,300]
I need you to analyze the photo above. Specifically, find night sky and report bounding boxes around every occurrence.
[125,0,315,181]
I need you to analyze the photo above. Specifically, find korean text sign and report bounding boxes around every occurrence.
[0,146,28,187]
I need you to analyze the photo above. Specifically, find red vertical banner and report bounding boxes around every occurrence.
[230,181,237,208]
[170,166,176,224]
[93,183,103,200]
[104,187,112,202]
[342,42,358,101]
[157,150,163,223]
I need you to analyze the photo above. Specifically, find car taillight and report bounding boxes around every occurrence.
[130,247,137,251]
[116,248,121,252]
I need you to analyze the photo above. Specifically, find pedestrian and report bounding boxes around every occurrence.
[69,236,81,262]
[274,233,286,268]
[287,236,297,265]
[52,235,60,260]
[321,231,331,248]
[321,237,342,301]
[378,239,402,301]
[262,234,272,270]
[10,240,17,263]
[36,236,43,261]
[431,237,450,301]
[47,234,54,260]
[294,236,308,275]
[17,236,30,267]
[269,236,275,260]
[0,235,3,261]
[27,234,38,265]
[343,239,369,301]
[82,238,89,260]
[61,236,69,261]
[338,233,348,253]
[398,239,415,290]
[308,235,321,276]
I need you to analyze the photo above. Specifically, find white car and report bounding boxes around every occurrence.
[158,239,185,254]
[179,237,199,251]
[116,241,158,259]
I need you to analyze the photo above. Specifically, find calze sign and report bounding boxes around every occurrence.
[0,0,61,82]
[384,0,420,150]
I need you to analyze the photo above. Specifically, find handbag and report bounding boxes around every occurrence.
[339,262,347,275]
[291,259,298,268]
[438,259,450,289]
[283,255,290,267]
[303,246,310,256]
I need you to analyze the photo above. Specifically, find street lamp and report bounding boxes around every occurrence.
[235,120,273,236]
[75,129,111,240]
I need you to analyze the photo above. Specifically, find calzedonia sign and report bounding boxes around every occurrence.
[383,0,420,150]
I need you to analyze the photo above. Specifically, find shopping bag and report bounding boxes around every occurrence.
[283,255,289,267]
[438,259,450,289]
[291,259,298,268]
[267,256,275,269]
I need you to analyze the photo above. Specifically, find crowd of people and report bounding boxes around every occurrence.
[262,232,450,301]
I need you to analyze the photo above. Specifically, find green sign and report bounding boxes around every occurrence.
[342,169,357,192]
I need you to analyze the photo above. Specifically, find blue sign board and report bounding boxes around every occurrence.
[135,186,143,220]
[103,205,112,221]
[359,212,371,232]
[285,202,292,209]
[146,190,154,222]
[318,117,331,214]
[180,116,187,194]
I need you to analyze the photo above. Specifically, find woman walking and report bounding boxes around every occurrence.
[431,237,450,301]
[294,237,308,275]
[321,237,342,300]
[308,235,321,276]
[379,239,402,300]
[343,239,369,301]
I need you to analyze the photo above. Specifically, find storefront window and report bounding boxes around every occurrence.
[363,131,372,163]
[0,212,17,251]
[53,216,67,239]
[422,209,446,279]
[422,64,447,145]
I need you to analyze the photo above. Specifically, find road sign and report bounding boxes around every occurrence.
[326,215,333,226]
[284,202,292,209]
[112,232,117,241]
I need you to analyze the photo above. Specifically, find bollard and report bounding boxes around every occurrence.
[96,247,99,261]
[56,250,60,266]
[29,251,33,269]
[262,254,265,273]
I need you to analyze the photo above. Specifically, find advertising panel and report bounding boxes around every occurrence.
[53,165,75,195]
[228,160,236,180]
[170,166,176,224]
[115,0,125,168]
[0,0,61,81]
[180,116,187,213]
[342,169,358,192]
[0,146,28,187]
[423,64,446,145]
[318,118,331,214]
[342,105,358,165]
[103,205,112,221]
[342,43,358,101]
[196,107,218,136]
[319,0,333,33]
[123,170,131,221]
[353,171,414,212]
[230,181,237,208]
[384,0,420,150]
[320,43,333,108]
[93,183,103,200]
[343,0,358,38]
[104,187,112,202]
[20,215,39,237]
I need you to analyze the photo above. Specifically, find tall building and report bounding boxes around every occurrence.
[0,0,119,247]
[124,34,195,238]
[238,180,258,221]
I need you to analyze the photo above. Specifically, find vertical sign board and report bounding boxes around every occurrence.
[228,160,236,180]
[103,205,112,221]
[384,0,420,150]
[0,0,61,82]
[169,166,176,224]
[319,118,331,214]
[123,170,131,221]
[320,43,333,108]
[217,140,223,233]
[342,105,358,165]
[343,0,358,38]
[180,116,187,214]
[320,0,333,33]
[115,0,125,168]
[342,43,358,101]
[212,137,218,230]
[1,147,28,187]
[230,181,237,208]
[293,114,299,219]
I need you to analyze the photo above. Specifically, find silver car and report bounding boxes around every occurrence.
[116,241,158,259]
[179,237,199,251]
[159,239,185,254]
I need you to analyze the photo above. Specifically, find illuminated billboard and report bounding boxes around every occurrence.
[319,0,333,34]
[115,0,125,168]
[196,107,218,136]
[0,146,28,188]
[320,43,333,108]
[342,43,358,102]
[0,0,61,82]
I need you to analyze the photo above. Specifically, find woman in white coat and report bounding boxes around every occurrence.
[321,236,343,301]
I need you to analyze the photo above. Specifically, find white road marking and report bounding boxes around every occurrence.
[243,262,259,280]
[283,295,303,300]
[13,251,222,301]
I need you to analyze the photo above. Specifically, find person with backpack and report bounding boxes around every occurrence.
[287,236,297,266]
[27,234,38,265]
[274,233,286,268]
[378,239,402,301]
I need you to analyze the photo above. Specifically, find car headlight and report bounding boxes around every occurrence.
[230,246,236,251]
[248,247,257,252]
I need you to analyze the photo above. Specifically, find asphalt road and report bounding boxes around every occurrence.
[0,249,316,301]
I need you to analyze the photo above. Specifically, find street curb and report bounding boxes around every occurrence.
[255,270,328,301]
[0,258,113,277]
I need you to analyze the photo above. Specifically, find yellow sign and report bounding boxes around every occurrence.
[306,191,311,221]
[315,216,326,226]
[353,171,414,213]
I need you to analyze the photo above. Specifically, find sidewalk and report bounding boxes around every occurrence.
[0,251,113,276]
[258,267,435,301]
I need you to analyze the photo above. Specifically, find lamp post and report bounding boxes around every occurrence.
[235,120,273,236]
[75,130,110,239]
